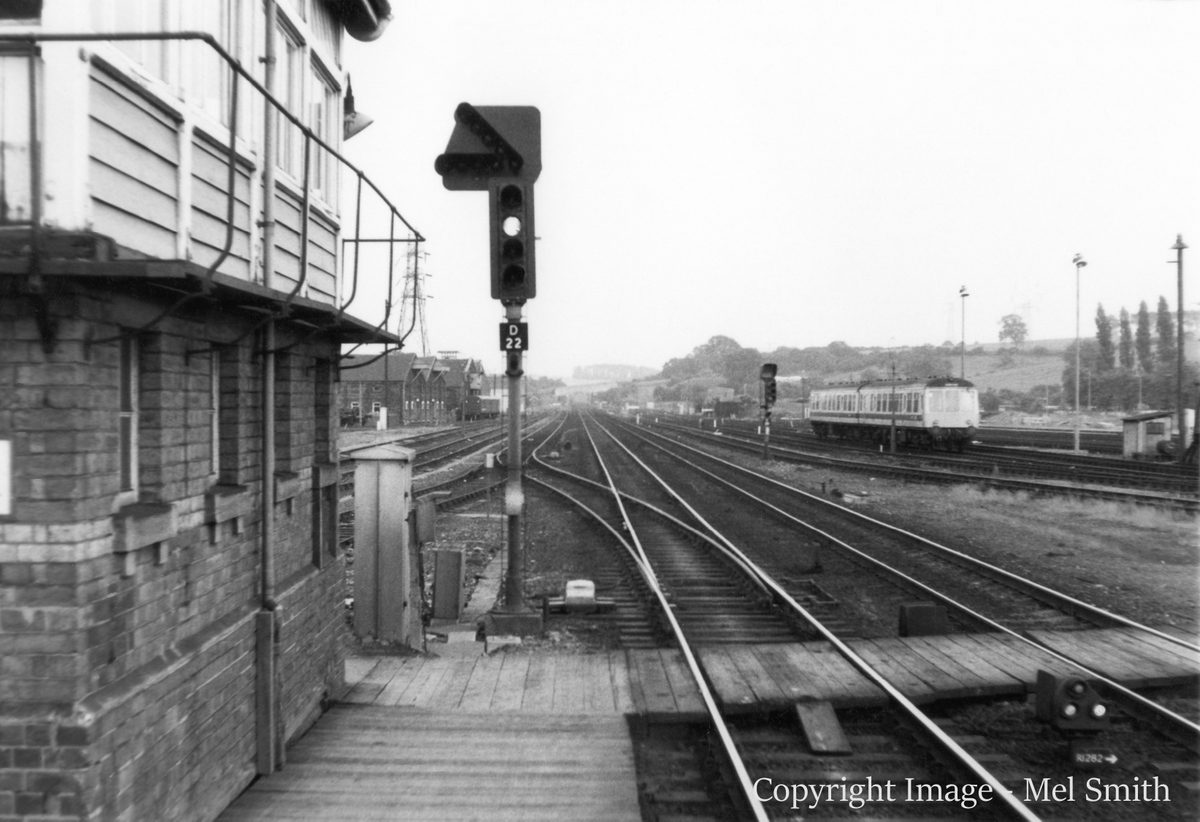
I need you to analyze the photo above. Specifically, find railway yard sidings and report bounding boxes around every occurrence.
[222,407,1198,821]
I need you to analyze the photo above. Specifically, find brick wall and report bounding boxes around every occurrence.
[0,282,348,820]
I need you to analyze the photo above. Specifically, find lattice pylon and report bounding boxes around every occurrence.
[397,247,430,356]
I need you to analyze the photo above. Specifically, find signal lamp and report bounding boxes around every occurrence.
[1036,671,1110,733]
[490,182,535,302]
[764,379,778,407]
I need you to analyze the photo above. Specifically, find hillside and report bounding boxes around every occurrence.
[959,352,1064,393]
[826,350,1064,394]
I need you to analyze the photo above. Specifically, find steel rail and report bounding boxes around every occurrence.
[763,422,1196,493]
[529,449,777,604]
[575,414,771,822]
[607,415,1200,752]
[526,415,654,581]
[658,417,1198,510]
[630,417,1200,653]
[586,412,1043,820]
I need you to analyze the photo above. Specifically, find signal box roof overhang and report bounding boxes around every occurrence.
[0,235,400,346]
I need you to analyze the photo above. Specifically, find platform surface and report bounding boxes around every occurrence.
[217,707,640,822]
[219,626,1198,820]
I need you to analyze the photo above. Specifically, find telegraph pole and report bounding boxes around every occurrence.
[1172,235,1187,463]
[1072,254,1087,454]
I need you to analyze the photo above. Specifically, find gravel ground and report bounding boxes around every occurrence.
[747,459,1199,632]
[421,486,628,652]
[437,437,1198,642]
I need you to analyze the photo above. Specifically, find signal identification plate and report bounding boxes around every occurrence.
[500,322,529,351]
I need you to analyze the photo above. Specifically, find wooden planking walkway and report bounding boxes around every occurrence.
[343,648,707,720]
[697,628,1200,712]
[218,707,641,822]
[1026,627,1200,689]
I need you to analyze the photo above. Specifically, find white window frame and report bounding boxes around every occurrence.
[91,0,170,86]
[275,21,305,180]
[183,0,241,127]
[209,350,220,477]
[310,60,339,204]
[117,334,140,504]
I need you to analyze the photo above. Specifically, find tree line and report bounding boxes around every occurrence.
[1061,297,1197,412]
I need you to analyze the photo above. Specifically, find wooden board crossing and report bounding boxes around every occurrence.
[696,628,1199,713]
[343,647,706,719]
[219,628,1197,820]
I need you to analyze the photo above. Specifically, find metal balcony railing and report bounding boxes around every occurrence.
[0,31,423,342]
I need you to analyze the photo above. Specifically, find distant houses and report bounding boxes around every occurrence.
[339,353,486,425]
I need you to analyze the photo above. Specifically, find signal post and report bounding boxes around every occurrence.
[760,363,777,460]
[437,103,543,636]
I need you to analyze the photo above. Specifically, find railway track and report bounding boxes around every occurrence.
[642,415,1199,510]
[522,410,1199,820]
[689,415,1198,495]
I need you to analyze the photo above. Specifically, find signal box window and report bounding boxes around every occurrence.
[118,334,140,500]
[311,64,339,202]
[275,23,304,178]
[91,0,167,82]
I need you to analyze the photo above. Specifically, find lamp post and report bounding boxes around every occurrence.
[959,286,969,379]
[889,344,898,453]
[1072,253,1087,453]
[1171,235,1188,463]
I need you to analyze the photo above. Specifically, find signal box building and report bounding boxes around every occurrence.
[0,1,411,820]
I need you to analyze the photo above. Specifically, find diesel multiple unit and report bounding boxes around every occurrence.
[809,377,980,451]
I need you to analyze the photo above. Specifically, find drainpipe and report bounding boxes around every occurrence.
[257,0,280,776]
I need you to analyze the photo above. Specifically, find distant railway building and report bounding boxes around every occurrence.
[0,1,412,819]
[339,353,485,425]
[1122,410,1194,459]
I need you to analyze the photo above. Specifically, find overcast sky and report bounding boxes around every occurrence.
[341,0,1200,380]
